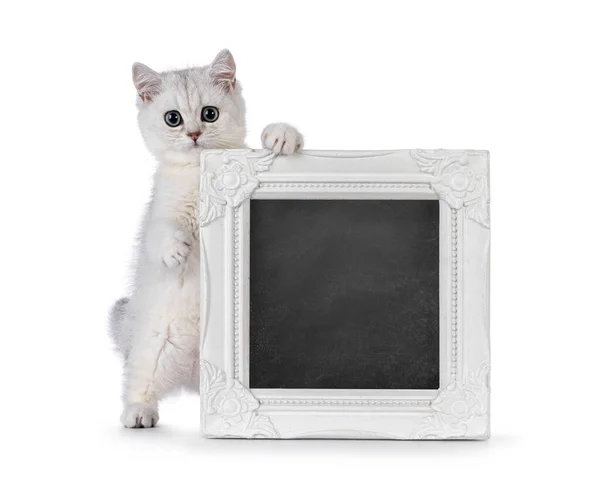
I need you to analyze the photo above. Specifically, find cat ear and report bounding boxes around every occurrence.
[208,49,236,92]
[132,62,162,102]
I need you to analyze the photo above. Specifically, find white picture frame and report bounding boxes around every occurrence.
[198,149,490,440]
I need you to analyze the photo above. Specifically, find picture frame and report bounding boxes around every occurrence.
[198,148,490,440]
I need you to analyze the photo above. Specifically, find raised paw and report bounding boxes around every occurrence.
[162,230,191,268]
[261,123,303,155]
[121,403,159,428]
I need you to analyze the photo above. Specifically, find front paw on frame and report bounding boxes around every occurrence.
[261,123,303,155]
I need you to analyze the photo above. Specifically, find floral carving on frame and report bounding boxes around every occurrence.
[413,362,490,439]
[411,149,490,228]
[200,360,278,438]
[198,150,276,226]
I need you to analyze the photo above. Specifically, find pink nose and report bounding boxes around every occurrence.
[188,131,201,142]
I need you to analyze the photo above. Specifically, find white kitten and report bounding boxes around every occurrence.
[110,49,303,428]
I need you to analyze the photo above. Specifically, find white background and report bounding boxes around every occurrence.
[1,0,598,477]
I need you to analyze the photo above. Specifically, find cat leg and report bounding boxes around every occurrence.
[109,297,132,358]
[183,355,200,394]
[120,314,196,428]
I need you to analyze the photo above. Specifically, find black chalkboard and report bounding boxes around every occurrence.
[249,200,439,390]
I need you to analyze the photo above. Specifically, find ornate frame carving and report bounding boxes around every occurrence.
[199,149,490,440]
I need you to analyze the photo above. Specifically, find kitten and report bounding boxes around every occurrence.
[110,49,303,428]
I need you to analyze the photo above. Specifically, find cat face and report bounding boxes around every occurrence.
[133,50,246,163]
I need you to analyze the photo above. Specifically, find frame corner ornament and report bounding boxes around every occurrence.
[410,149,490,228]
[198,150,277,227]
[200,360,278,438]
[413,361,490,439]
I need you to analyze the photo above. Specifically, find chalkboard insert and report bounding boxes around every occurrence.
[249,199,440,390]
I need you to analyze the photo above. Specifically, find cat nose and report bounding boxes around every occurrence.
[187,131,201,142]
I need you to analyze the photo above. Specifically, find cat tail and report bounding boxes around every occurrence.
[109,297,130,358]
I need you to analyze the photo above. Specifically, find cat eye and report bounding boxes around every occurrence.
[201,106,219,123]
[164,110,182,127]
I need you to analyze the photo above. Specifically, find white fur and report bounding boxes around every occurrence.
[110,50,302,428]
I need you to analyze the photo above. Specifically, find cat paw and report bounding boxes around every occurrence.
[261,123,303,155]
[121,403,159,428]
[162,230,191,268]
